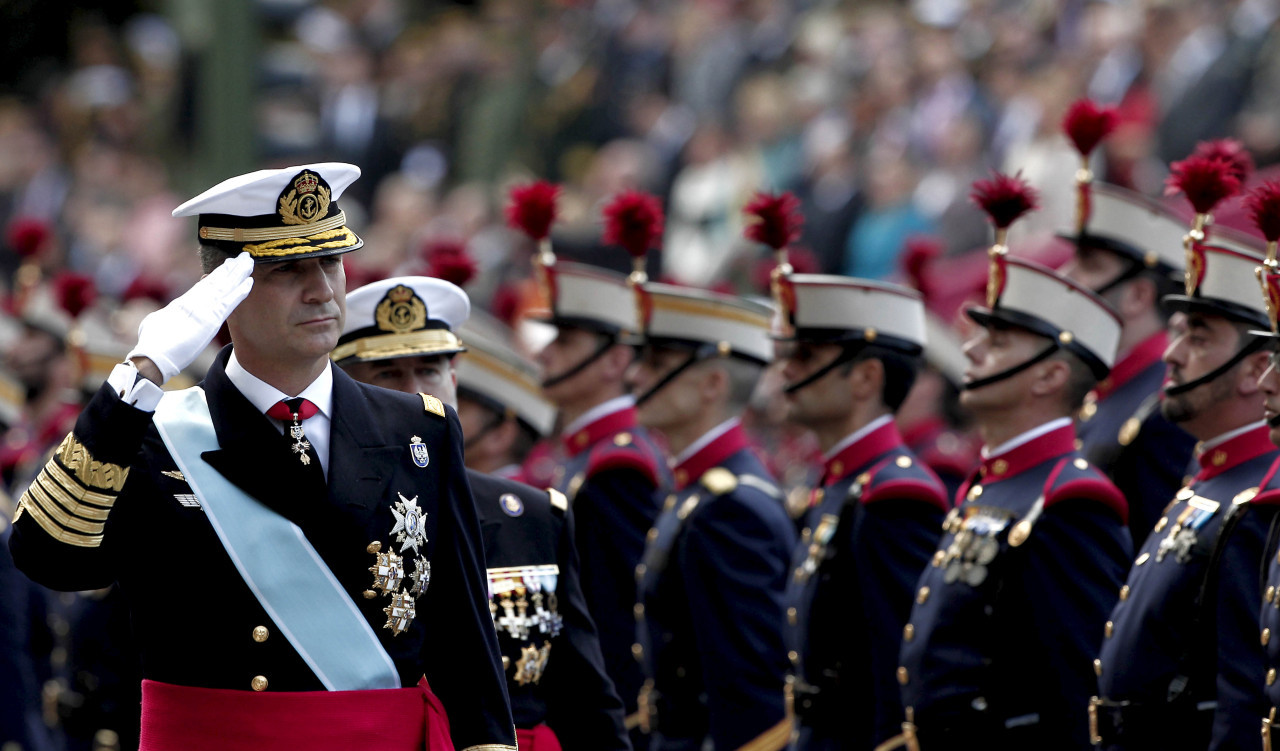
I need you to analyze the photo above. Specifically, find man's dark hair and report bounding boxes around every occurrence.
[1054,349,1098,411]
[199,244,236,275]
[844,346,920,412]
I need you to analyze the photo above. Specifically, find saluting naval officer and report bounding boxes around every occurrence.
[1090,224,1280,747]
[336,274,631,751]
[897,183,1131,749]
[508,183,670,744]
[1057,101,1196,548]
[7,164,515,751]
[772,269,949,751]
[624,275,796,751]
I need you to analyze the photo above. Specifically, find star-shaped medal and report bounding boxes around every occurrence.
[369,550,406,595]
[390,493,428,554]
[382,591,416,636]
[409,556,430,596]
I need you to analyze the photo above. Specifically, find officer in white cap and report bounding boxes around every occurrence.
[897,252,1131,750]
[8,164,515,751]
[624,281,795,751]
[771,272,949,751]
[337,275,631,751]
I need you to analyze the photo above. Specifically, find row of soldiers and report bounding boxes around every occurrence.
[8,105,1280,751]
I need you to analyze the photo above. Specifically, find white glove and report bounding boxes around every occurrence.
[127,252,255,383]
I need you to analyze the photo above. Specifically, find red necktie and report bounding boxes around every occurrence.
[267,398,320,466]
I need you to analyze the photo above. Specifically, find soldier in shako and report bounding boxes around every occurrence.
[506,181,669,745]
[1056,99,1197,548]
[337,273,631,751]
[745,192,949,751]
[602,190,795,751]
[896,173,1131,750]
[8,164,515,751]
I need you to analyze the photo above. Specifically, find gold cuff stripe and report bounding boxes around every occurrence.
[734,717,794,751]
[25,482,106,534]
[35,473,112,521]
[331,330,463,363]
[200,211,347,243]
[17,490,103,548]
[54,433,130,492]
[243,226,359,257]
[44,460,118,507]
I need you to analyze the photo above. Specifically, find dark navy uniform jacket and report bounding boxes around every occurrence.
[469,469,631,751]
[553,400,669,734]
[635,421,795,751]
[1251,455,1280,742]
[1097,424,1279,751]
[1077,332,1195,549]
[785,417,948,751]
[8,347,516,751]
[899,421,1131,750]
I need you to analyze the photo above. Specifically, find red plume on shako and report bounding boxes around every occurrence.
[422,237,477,288]
[1062,99,1118,233]
[602,190,664,285]
[1192,138,1254,187]
[971,171,1040,307]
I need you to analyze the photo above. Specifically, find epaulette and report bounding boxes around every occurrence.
[1241,455,1280,506]
[585,435,660,485]
[699,467,737,495]
[1042,456,1128,523]
[859,453,949,512]
[419,393,446,417]
[547,488,569,516]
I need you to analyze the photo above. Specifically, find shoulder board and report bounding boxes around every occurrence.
[419,393,446,418]
[1042,457,1127,523]
[860,454,949,511]
[699,467,738,496]
[547,488,569,514]
[585,441,660,485]
[738,473,781,499]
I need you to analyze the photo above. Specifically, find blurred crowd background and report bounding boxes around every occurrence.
[4,0,1280,749]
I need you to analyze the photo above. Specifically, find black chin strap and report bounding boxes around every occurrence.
[635,343,719,406]
[1164,338,1265,397]
[463,412,506,451]
[1094,261,1147,296]
[782,345,864,395]
[541,336,617,389]
[960,342,1061,392]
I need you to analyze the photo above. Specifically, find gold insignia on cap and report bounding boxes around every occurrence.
[377,285,428,334]
[1257,264,1280,335]
[1185,242,1205,296]
[986,247,1007,308]
[1058,331,1074,344]
[278,170,331,226]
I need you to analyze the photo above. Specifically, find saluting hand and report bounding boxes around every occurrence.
[127,252,255,384]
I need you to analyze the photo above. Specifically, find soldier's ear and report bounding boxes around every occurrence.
[1030,358,1070,398]
[1238,350,1270,397]
[847,357,882,402]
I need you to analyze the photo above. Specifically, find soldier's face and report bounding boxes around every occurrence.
[1260,347,1280,446]
[1161,312,1242,426]
[958,324,1045,414]
[777,340,853,426]
[630,344,705,432]
[228,256,346,369]
[536,326,617,403]
[344,355,456,405]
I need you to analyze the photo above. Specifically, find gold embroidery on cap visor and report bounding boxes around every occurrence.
[330,330,464,363]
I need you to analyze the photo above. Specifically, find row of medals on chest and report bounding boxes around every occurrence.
[365,493,432,636]
[490,569,563,685]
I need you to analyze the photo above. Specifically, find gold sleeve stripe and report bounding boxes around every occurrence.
[43,460,118,507]
[734,717,793,751]
[53,433,130,492]
[25,482,106,535]
[16,491,103,548]
[34,474,112,521]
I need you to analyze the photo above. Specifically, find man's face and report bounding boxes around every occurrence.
[227,256,346,368]
[536,325,611,404]
[630,344,704,432]
[1162,312,1242,424]
[1259,345,1280,445]
[1059,245,1128,293]
[776,339,854,427]
[344,354,456,405]
[958,323,1048,414]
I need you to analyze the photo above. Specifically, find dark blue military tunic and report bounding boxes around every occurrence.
[8,347,516,751]
[1076,332,1195,549]
[1238,452,1280,750]
[899,422,1131,750]
[469,470,631,751]
[634,421,795,751]
[553,401,669,740]
[785,418,948,751]
[1096,423,1279,751]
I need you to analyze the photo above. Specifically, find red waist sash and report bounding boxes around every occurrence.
[139,677,454,751]
[517,724,562,751]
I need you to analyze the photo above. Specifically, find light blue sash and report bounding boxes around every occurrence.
[153,387,400,691]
